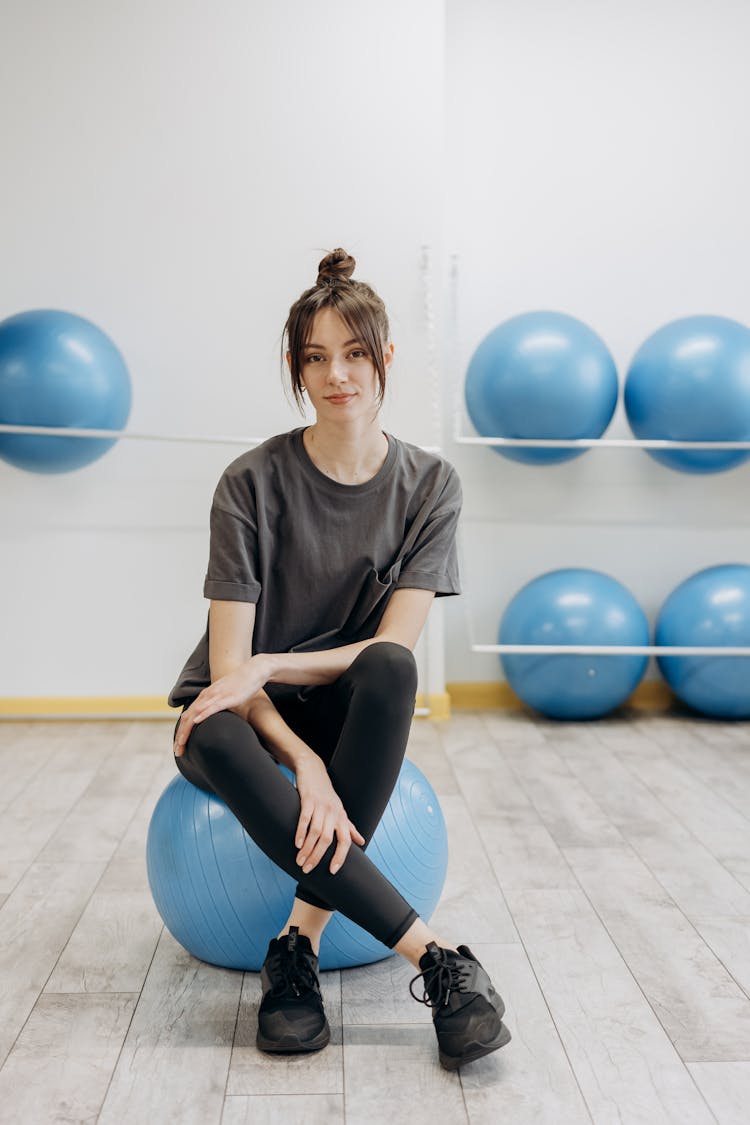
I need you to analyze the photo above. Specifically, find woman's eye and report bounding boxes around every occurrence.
[305,353,324,364]
[350,350,367,359]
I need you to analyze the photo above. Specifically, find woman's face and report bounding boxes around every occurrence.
[296,308,393,422]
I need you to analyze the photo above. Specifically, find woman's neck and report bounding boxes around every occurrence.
[303,420,388,485]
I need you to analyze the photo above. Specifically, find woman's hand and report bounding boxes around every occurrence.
[294,754,365,875]
[173,654,272,757]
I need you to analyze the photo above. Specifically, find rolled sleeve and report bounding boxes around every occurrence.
[396,468,462,597]
[204,504,262,604]
[203,576,261,602]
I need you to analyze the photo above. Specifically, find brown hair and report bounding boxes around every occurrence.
[283,248,391,410]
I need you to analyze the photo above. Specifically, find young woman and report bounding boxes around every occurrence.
[170,249,511,1070]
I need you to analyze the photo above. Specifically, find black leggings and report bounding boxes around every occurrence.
[173,641,421,948]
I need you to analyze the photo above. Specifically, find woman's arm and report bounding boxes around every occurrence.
[173,587,434,751]
[262,586,436,685]
[173,599,366,874]
[174,600,312,769]
[178,586,435,735]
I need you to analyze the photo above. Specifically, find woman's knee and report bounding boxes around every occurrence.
[345,641,418,700]
[184,709,249,773]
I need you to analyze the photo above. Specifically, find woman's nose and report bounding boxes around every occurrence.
[327,358,347,382]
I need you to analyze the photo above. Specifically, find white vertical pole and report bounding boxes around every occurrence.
[416,244,450,717]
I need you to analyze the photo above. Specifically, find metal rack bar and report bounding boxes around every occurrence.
[454,433,750,450]
[473,644,750,656]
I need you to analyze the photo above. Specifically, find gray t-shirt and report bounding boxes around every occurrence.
[168,427,462,706]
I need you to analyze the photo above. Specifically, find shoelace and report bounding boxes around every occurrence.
[408,949,473,1009]
[267,944,319,999]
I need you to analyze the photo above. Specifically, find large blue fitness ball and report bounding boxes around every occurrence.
[146,758,448,972]
[500,568,649,719]
[624,315,750,474]
[0,309,131,473]
[464,311,618,465]
[656,564,750,718]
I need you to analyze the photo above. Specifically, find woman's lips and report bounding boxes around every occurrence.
[326,394,354,404]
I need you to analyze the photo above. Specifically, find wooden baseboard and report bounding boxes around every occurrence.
[0,681,674,721]
[446,680,675,712]
[0,693,455,722]
[447,682,521,711]
[415,691,452,721]
[0,696,175,720]
[625,681,677,711]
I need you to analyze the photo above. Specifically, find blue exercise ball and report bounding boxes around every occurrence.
[656,564,750,718]
[624,315,750,474]
[146,758,448,972]
[464,311,619,464]
[500,568,650,719]
[0,309,131,473]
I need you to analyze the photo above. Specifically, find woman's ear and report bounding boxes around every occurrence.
[384,342,395,370]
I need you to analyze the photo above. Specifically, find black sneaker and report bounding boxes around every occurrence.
[256,926,330,1053]
[409,941,511,1070]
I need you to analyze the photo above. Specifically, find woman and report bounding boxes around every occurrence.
[170,248,510,1070]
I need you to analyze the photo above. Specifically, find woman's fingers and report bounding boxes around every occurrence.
[296,811,325,870]
[329,818,366,872]
[172,662,269,759]
[295,803,313,850]
[173,686,236,756]
[173,695,209,756]
[301,819,335,872]
[348,820,366,846]
[295,810,365,876]
[329,822,352,874]
[173,712,193,756]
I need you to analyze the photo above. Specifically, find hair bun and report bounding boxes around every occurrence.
[317,248,356,285]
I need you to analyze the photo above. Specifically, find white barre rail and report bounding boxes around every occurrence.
[0,423,265,446]
[0,423,441,454]
[473,644,750,656]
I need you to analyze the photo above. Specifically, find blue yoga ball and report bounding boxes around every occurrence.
[656,564,750,719]
[0,309,131,473]
[624,315,750,474]
[464,311,618,465]
[146,758,448,972]
[500,568,650,719]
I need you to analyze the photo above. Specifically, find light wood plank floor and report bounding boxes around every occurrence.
[0,710,748,1124]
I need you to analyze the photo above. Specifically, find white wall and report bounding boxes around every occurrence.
[0,0,445,697]
[2,0,749,699]
[443,0,750,684]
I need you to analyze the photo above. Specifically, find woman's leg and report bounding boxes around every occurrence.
[175,705,418,949]
[270,641,418,949]
[279,641,420,917]
[272,644,460,963]
[173,659,511,1067]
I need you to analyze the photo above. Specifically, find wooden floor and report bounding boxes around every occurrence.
[0,710,749,1124]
